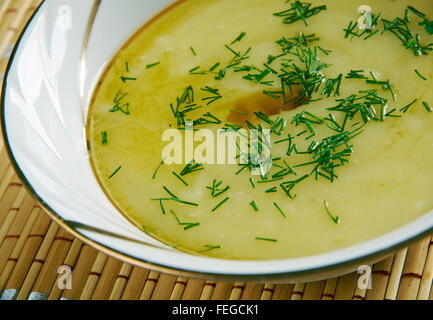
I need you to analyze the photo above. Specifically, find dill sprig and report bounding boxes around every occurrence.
[273,1,327,26]
[181,161,204,176]
[152,159,165,179]
[207,180,230,198]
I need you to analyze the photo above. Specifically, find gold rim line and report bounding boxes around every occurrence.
[80,0,102,124]
[2,0,433,283]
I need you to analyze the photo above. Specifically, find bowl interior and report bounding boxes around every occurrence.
[3,0,433,281]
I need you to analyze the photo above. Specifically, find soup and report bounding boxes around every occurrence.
[88,0,433,260]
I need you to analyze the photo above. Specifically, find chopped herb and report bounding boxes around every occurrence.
[324,200,340,224]
[250,201,259,212]
[207,180,230,197]
[198,245,221,253]
[172,172,188,186]
[414,69,427,80]
[146,62,160,69]
[249,178,256,189]
[120,76,137,83]
[423,101,432,113]
[152,159,165,179]
[400,99,418,113]
[190,47,197,56]
[212,197,230,212]
[231,32,246,44]
[108,166,122,179]
[170,210,200,231]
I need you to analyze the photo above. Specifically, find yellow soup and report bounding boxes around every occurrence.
[88,0,433,260]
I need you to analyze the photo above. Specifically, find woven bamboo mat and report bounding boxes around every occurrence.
[0,0,433,301]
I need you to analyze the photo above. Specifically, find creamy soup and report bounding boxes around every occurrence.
[88,0,433,260]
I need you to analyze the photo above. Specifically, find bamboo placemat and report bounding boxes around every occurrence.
[0,0,433,301]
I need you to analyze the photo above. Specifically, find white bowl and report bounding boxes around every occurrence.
[2,0,433,282]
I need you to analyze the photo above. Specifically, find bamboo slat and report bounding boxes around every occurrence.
[302,280,326,300]
[109,263,133,300]
[385,248,408,300]
[211,282,234,300]
[48,238,84,300]
[271,284,294,300]
[151,273,177,300]
[60,245,98,300]
[22,228,74,300]
[79,252,108,300]
[260,284,275,300]
[397,238,430,300]
[182,279,205,300]
[139,271,160,300]
[170,277,188,300]
[418,238,433,300]
[291,283,306,300]
[1,0,433,301]
[91,256,123,300]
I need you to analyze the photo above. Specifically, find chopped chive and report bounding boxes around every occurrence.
[250,201,259,212]
[414,69,427,80]
[324,201,340,224]
[231,32,246,44]
[146,62,160,69]
[212,197,230,212]
[273,202,287,218]
[120,76,137,83]
[125,62,130,72]
[190,47,197,56]
[159,199,166,215]
[198,245,221,253]
[163,186,177,199]
[255,237,277,243]
[400,99,418,113]
[172,172,188,186]
[152,159,165,179]
[423,101,432,112]
[249,178,255,189]
[108,166,122,179]
[101,131,108,145]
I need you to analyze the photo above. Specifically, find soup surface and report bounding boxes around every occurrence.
[88,0,433,260]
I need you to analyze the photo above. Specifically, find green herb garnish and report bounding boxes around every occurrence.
[324,201,340,224]
[108,166,122,179]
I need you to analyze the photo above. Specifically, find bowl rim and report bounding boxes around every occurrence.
[2,0,433,282]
